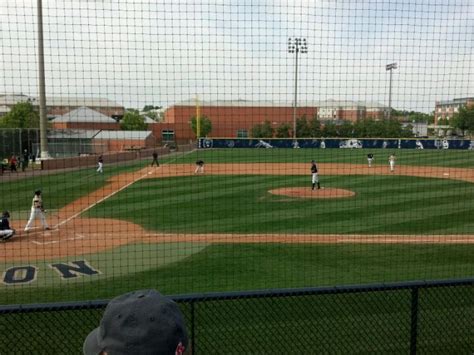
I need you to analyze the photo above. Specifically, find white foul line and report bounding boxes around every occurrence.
[54,170,152,229]
[32,240,59,245]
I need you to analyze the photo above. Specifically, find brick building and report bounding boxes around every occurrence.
[0,94,124,119]
[434,97,474,124]
[152,99,387,142]
[92,131,157,152]
[51,107,120,130]
[316,100,387,121]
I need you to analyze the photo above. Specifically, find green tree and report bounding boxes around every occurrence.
[322,121,338,137]
[0,102,40,128]
[120,111,148,130]
[251,121,274,138]
[142,105,162,112]
[390,109,434,124]
[309,115,321,137]
[295,115,311,137]
[451,105,474,136]
[190,115,212,137]
[336,120,354,137]
[275,123,291,138]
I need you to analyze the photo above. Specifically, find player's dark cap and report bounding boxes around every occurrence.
[311,160,315,163]
[34,189,41,195]
[83,289,188,355]
[2,211,9,218]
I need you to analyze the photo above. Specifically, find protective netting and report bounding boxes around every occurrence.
[0,0,473,353]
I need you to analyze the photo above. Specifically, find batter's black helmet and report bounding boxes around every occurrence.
[35,189,41,195]
[2,211,10,218]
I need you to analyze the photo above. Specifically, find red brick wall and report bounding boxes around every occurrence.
[160,105,319,141]
[51,122,120,130]
[93,135,158,152]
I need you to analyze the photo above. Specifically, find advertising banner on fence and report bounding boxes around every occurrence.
[199,138,474,150]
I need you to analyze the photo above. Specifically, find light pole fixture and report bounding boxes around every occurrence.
[386,62,398,120]
[288,37,307,141]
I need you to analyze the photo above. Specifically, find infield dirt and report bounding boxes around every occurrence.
[2,163,474,262]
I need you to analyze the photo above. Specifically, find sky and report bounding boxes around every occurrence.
[0,0,472,112]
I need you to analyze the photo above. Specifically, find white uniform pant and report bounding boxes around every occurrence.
[195,165,204,174]
[25,207,49,230]
[368,158,373,167]
[97,162,103,173]
[312,173,319,184]
[390,161,395,171]
[0,229,14,238]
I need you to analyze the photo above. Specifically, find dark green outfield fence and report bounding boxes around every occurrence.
[1,279,472,354]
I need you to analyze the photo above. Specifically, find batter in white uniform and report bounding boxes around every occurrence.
[24,190,50,232]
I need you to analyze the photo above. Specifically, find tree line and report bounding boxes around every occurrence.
[1,102,473,138]
[250,115,415,138]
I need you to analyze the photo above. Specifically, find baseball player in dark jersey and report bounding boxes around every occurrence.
[0,211,15,241]
[367,153,374,167]
[151,151,160,167]
[311,160,320,190]
[97,155,104,173]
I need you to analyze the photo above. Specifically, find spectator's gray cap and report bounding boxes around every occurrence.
[83,289,188,355]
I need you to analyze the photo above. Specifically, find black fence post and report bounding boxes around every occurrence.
[191,301,195,355]
[410,287,419,355]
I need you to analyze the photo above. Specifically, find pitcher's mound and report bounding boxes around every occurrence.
[269,187,355,199]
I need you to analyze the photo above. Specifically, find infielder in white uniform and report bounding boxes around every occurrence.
[194,160,205,174]
[389,154,396,172]
[24,190,50,232]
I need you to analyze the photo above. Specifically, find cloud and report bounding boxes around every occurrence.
[0,0,472,112]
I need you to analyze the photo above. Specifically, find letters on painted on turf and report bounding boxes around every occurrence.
[2,260,101,285]
[3,266,38,285]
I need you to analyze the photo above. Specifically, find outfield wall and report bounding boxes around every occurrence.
[199,138,474,150]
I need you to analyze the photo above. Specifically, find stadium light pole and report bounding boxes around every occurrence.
[386,62,398,120]
[288,38,307,141]
[37,0,50,159]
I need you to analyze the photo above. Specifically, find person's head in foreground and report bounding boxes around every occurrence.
[83,289,188,355]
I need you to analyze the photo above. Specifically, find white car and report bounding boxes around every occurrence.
[339,139,362,149]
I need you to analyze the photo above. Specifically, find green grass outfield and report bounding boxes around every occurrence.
[175,148,474,167]
[0,148,473,305]
[87,174,474,235]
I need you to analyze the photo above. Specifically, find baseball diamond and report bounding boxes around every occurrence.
[1,149,474,303]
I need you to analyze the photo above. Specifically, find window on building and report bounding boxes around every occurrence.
[162,129,175,141]
[237,129,248,138]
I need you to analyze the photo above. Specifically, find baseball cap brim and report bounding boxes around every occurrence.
[83,327,102,355]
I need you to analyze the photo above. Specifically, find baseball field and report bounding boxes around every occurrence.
[1,148,474,305]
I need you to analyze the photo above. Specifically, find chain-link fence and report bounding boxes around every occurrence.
[1,279,472,354]
[0,128,39,158]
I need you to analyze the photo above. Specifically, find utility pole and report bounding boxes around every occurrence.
[386,62,398,120]
[37,0,50,159]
